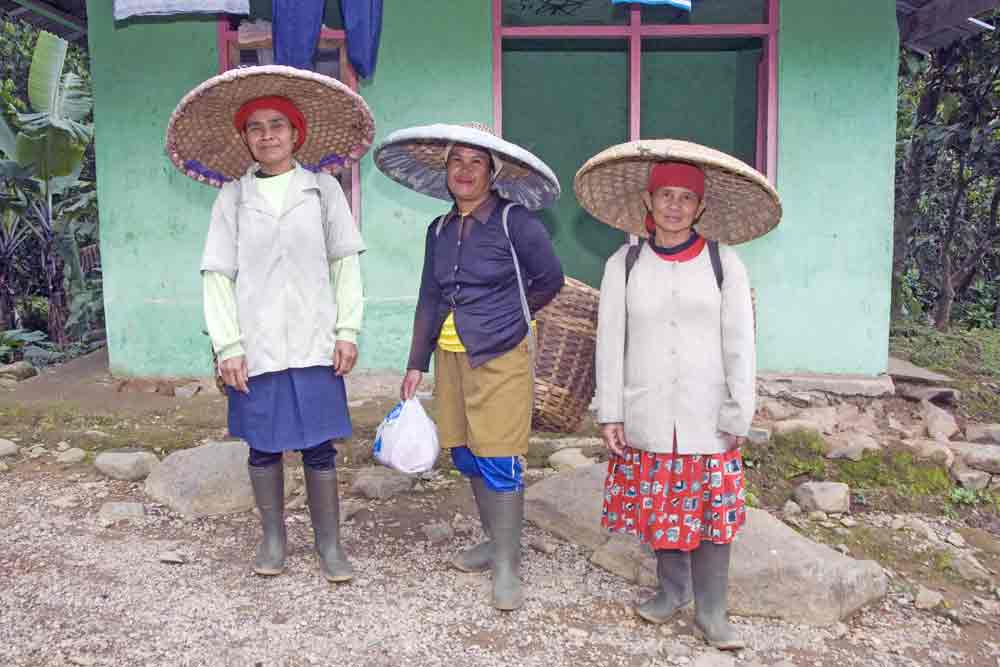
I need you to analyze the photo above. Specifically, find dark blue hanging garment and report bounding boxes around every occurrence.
[272,0,325,69]
[340,0,383,79]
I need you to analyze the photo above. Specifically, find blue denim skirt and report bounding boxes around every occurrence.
[226,365,352,453]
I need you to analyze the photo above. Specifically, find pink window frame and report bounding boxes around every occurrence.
[216,20,364,223]
[491,0,779,183]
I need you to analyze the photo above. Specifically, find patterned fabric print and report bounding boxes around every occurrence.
[601,446,746,551]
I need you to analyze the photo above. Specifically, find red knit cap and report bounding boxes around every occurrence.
[233,96,307,152]
[647,161,705,198]
[644,161,705,234]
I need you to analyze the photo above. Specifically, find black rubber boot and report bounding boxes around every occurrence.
[483,487,524,610]
[691,542,745,650]
[304,466,354,583]
[248,462,286,576]
[451,477,494,573]
[636,549,693,624]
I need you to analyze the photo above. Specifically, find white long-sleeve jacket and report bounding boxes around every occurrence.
[595,242,756,455]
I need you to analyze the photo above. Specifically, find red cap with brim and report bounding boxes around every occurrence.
[233,95,308,152]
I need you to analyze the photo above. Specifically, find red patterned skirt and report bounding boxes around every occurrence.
[601,445,747,551]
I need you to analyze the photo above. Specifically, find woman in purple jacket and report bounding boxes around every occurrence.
[375,123,563,610]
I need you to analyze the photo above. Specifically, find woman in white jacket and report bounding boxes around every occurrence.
[577,141,781,651]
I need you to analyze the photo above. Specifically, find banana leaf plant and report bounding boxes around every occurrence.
[0,30,92,344]
[0,206,30,329]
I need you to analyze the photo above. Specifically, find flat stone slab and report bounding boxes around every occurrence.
[145,441,297,518]
[758,373,894,398]
[887,357,953,385]
[525,464,886,626]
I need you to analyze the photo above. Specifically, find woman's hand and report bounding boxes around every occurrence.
[600,422,628,458]
[333,341,358,376]
[400,369,423,401]
[719,432,747,451]
[220,355,250,394]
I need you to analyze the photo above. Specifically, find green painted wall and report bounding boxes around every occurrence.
[737,0,898,375]
[87,1,219,377]
[355,0,493,372]
[88,0,898,378]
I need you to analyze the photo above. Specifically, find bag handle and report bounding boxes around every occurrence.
[501,203,537,363]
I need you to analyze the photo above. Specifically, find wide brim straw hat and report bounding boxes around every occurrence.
[373,122,560,210]
[574,139,781,244]
[165,65,375,187]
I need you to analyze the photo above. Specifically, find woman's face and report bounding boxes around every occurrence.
[243,108,298,172]
[446,145,492,206]
[645,186,704,235]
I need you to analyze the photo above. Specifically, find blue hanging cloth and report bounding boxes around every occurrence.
[611,0,692,10]
[340,0,384,79]
[272,0,325,69]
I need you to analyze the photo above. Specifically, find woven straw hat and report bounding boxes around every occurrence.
[574,139,781,244]
[165,65,375,187]
[373,122,560,210]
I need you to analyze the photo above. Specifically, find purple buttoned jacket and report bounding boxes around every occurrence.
[406,195,564,372]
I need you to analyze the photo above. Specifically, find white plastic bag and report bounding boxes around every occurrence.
[372,399,440,474]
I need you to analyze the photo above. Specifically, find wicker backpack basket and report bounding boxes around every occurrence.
[532,277,600,432]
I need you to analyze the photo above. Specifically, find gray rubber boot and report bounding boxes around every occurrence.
[484,487,524,611]
[451,477,494,573]
[691,542,745,651]
[304,466,354,583]
[248,462,286,576]
[636,549,693,624]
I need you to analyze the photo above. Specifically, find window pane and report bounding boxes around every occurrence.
[503,0,628,26]
[640,38,761,166]
[503,38,629,287]
[641,0,766,25]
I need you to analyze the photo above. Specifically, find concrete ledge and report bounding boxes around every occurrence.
[758,373,895,398]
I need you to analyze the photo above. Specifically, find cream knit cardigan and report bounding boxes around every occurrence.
[596,242,756,455]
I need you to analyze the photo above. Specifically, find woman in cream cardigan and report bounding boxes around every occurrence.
[576,141,781,651]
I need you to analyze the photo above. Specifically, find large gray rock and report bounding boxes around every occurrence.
[0,438,18,458]
[964,444,1000,474]
[922,400,959,442]
[772,419,824,437]
[548,447,594,471]
[95,450,159,481]
[350,467,415,500]
[899,439,956,468]
[824,433,881,462]
[56,448,87,464]
[528,437,603,466]
[797,407,838,435]
[0,360,37,381]
[950,459,991,491]
[793,482,851,514]
[525,464,887,626]
[964,423,1000,444]
[144,441,296,518]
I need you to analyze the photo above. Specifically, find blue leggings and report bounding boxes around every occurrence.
[248,440,337,470]
[451,445,523,493]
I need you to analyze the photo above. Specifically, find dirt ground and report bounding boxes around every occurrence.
[2,351,999,667]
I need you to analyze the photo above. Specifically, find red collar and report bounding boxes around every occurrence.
[650,236,706,262]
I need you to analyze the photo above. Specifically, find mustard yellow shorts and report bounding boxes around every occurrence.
[433,337,532,459]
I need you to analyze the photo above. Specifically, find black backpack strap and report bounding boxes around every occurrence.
[625,240,644,284]
[708,240,724,290]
